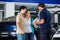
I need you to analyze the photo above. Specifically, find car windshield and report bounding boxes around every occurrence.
[2,16,16,22]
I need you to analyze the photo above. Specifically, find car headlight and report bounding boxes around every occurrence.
[1,32,8,37]
[11,32,16,36]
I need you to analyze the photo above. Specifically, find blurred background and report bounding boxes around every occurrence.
[0,2,60,40]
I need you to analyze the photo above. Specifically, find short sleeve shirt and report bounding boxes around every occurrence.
[39,8,51,30]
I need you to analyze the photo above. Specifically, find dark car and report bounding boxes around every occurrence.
[0,16,38,40]
[0,16,17,40]
[0,11,57,40]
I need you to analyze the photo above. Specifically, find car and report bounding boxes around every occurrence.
[0,16,38,40]
[0,16,17,40]
[0,11,58,40]
[52,11,60,40]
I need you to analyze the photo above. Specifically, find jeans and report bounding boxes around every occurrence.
[25,33,34,40]
[38,29,50,40]
[17,34,25,40]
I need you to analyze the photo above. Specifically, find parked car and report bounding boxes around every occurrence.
[0,11,58,40]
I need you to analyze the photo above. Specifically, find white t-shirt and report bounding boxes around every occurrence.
[24,18,32,33]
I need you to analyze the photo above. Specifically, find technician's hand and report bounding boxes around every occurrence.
[32,21,37,25]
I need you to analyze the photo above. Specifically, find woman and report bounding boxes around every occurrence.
[24,11,34,40]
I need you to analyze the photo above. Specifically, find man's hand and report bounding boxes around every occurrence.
[20,30,25,34]
[32,19,44,25]
[32,21,37,25]
[21,31,25,34]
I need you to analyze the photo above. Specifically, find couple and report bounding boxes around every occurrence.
[16,6,34,40]
[16,3,51,40]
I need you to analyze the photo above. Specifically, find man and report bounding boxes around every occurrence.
[16,6,27,40]
[33,3,51,40]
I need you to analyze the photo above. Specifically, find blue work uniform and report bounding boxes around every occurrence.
[39,8,51,40]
